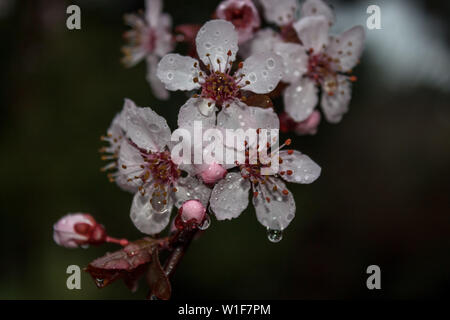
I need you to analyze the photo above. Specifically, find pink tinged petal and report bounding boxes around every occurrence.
[195,20,239,72]
[210,172,250,220]
[146,55,169,100]
[180,200,206,224]
[326,25,365,72]
[283,78,318,122]
[238,52,283,94]
[252,180,295,230]
[173,176,212,208]
[301,0,335,26]
[130,190,172,235]
[293,15,329,54]
[198,162,227,185]
[215,0,261,44]
[123,98,171,152]
[273,42,308,83]
[53,213,95,248]
[294,110,321,135]
[177,98,217,131]
[145,0,162,27]
[117,140,145,192]
[321,75,352,123]
[157,54,201,91]
[260,0,298,26]
[279,150,321,184]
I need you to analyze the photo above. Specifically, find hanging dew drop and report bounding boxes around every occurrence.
[150,191,169,214]
[267,229,283,243]
[198,214,211,230]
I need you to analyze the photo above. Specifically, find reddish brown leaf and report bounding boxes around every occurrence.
[147,248,172,300]
[85,238,159,290]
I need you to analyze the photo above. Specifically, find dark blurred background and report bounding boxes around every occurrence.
[0,0,449,299]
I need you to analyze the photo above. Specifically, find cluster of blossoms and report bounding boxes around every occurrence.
[53,0,364,299]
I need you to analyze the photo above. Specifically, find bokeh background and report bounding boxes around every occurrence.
[0,0,449,299]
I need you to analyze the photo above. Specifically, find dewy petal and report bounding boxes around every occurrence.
[145,0,162,27]
[146,55,169,100]
[195,20,239,72]
[217,100,279,135]
[321,75,352,123]
[253,179,295,230]
[326,26,365,72]
[279,150,321,184]
[117,140,145,192]
[157,53,201,91]
[237,52,283,94]
[123,98,172,152]
[173,176,212,208]
[242,28,283,58]
[273,42,308,83]
[260,0,298,26]
[210,172,250,220]
[301,0,335,26]
[130,189,172,235]
[293,15,329,54]
[177,97,217,131]
[283,78,318,122]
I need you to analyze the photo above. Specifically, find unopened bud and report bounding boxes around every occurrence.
[53,213,106,248]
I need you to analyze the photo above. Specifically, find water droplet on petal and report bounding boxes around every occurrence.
[198,214,211,230]
[151,191,169,214]
[267,228,283,243]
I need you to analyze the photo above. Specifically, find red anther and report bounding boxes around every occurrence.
[238,62,244,69]
[253,192,259,197]
[282,189,289,195]
[227,50,232,56]
[266,197,271,202]
[286,170,293,175]
[285,139,292,146]
[287,150,294,155]
[349,75,357,82]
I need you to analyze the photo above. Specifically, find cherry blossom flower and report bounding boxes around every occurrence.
[104,99,211,235]
[157,19,283,116]
[276,15,364,123]
[122,0,174,100]
[215,0,260,44]
[209,138,321,232]
[53,213,106,248]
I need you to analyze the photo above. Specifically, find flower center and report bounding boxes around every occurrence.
[201,71,240,105]
[306,52,334,84]
[139,150,180,186]
[237,137,293,202]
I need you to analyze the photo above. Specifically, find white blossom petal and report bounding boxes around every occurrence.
[293,15,329,54]
[145,0,162,27]
[243,28,283,58]
[210,172,250,220]
[117,140,145,191]
[157,54,201,91]
[283,78,318,122]
[177,97,217,131]
[173,176,212,208]
[279,150,321,184]
[253,179,295,230]
[301,0,335,26]
[321,75,352,123]
[146,55,169,100]
[196,20,239,72]
[123,98,172,152]
[273,42,308,83]
[237,52,283,94]
[326,26,365,72]
[260,0,298,26]
[130,189,172,235]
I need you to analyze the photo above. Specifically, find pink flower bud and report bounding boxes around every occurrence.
[180,200,206,224]
[215,0,261,44]
[199,162,227,185]
[295,110,321,135]
[53,213,106,248]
